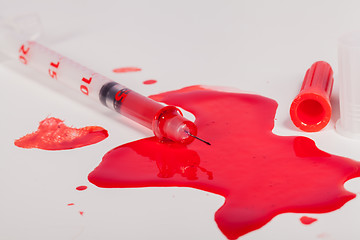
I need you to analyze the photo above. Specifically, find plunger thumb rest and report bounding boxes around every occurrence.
[290,61,334,132]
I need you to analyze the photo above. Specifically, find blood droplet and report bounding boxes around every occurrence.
[143,79,157,85]
[300,216,318,225]
[14,117,108,150]
[113,67,142,73]
[87,86,360,239]
[76,185,88,191]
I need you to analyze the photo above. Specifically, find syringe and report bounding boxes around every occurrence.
[0,22,210,145]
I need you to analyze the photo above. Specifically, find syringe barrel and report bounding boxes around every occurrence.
[18,41,113,101]
[13,41,196,144]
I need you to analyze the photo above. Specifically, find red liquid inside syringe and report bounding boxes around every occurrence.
[99,82,198,144]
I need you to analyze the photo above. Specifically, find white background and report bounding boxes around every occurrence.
[1,0,360,239]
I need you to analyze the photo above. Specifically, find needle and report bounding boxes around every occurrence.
[185,130,211,145]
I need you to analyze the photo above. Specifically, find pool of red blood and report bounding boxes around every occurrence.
[88,86,360,239]
[15,117,108,150]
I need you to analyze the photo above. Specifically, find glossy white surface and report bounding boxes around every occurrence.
[1,1,360,239]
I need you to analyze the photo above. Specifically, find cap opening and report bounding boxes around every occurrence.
[297,99,325,126]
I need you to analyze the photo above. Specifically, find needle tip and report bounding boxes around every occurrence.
[185,131,211,145]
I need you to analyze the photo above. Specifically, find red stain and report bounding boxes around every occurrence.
[300,216,317,225]
[113,67,142,73]
[79,211,84,216]
[88,86,360,239]
[317,233,329,238]
[14,117,108,150]
[67,203,75,206]
[143,79,157,85]
[76,185,88,191]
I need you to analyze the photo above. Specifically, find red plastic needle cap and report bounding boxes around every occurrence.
[290,61,334,132]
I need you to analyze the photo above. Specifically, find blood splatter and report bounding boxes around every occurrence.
[113,67,142,73]
[88,86,360,239]
[76,185,88,191]
[143,79,157,85]
[300,216,317,225]
[14,117,108,150]
[67,203,75,206]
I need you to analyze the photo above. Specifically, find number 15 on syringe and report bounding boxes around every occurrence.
[19,42,95,96]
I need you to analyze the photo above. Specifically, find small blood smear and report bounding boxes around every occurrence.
[76,185,88,191]
[113,67,142,73]
[14,117,108,150]
[88,86,360,239]
[143,79,157,85]
[300,216,317,225]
